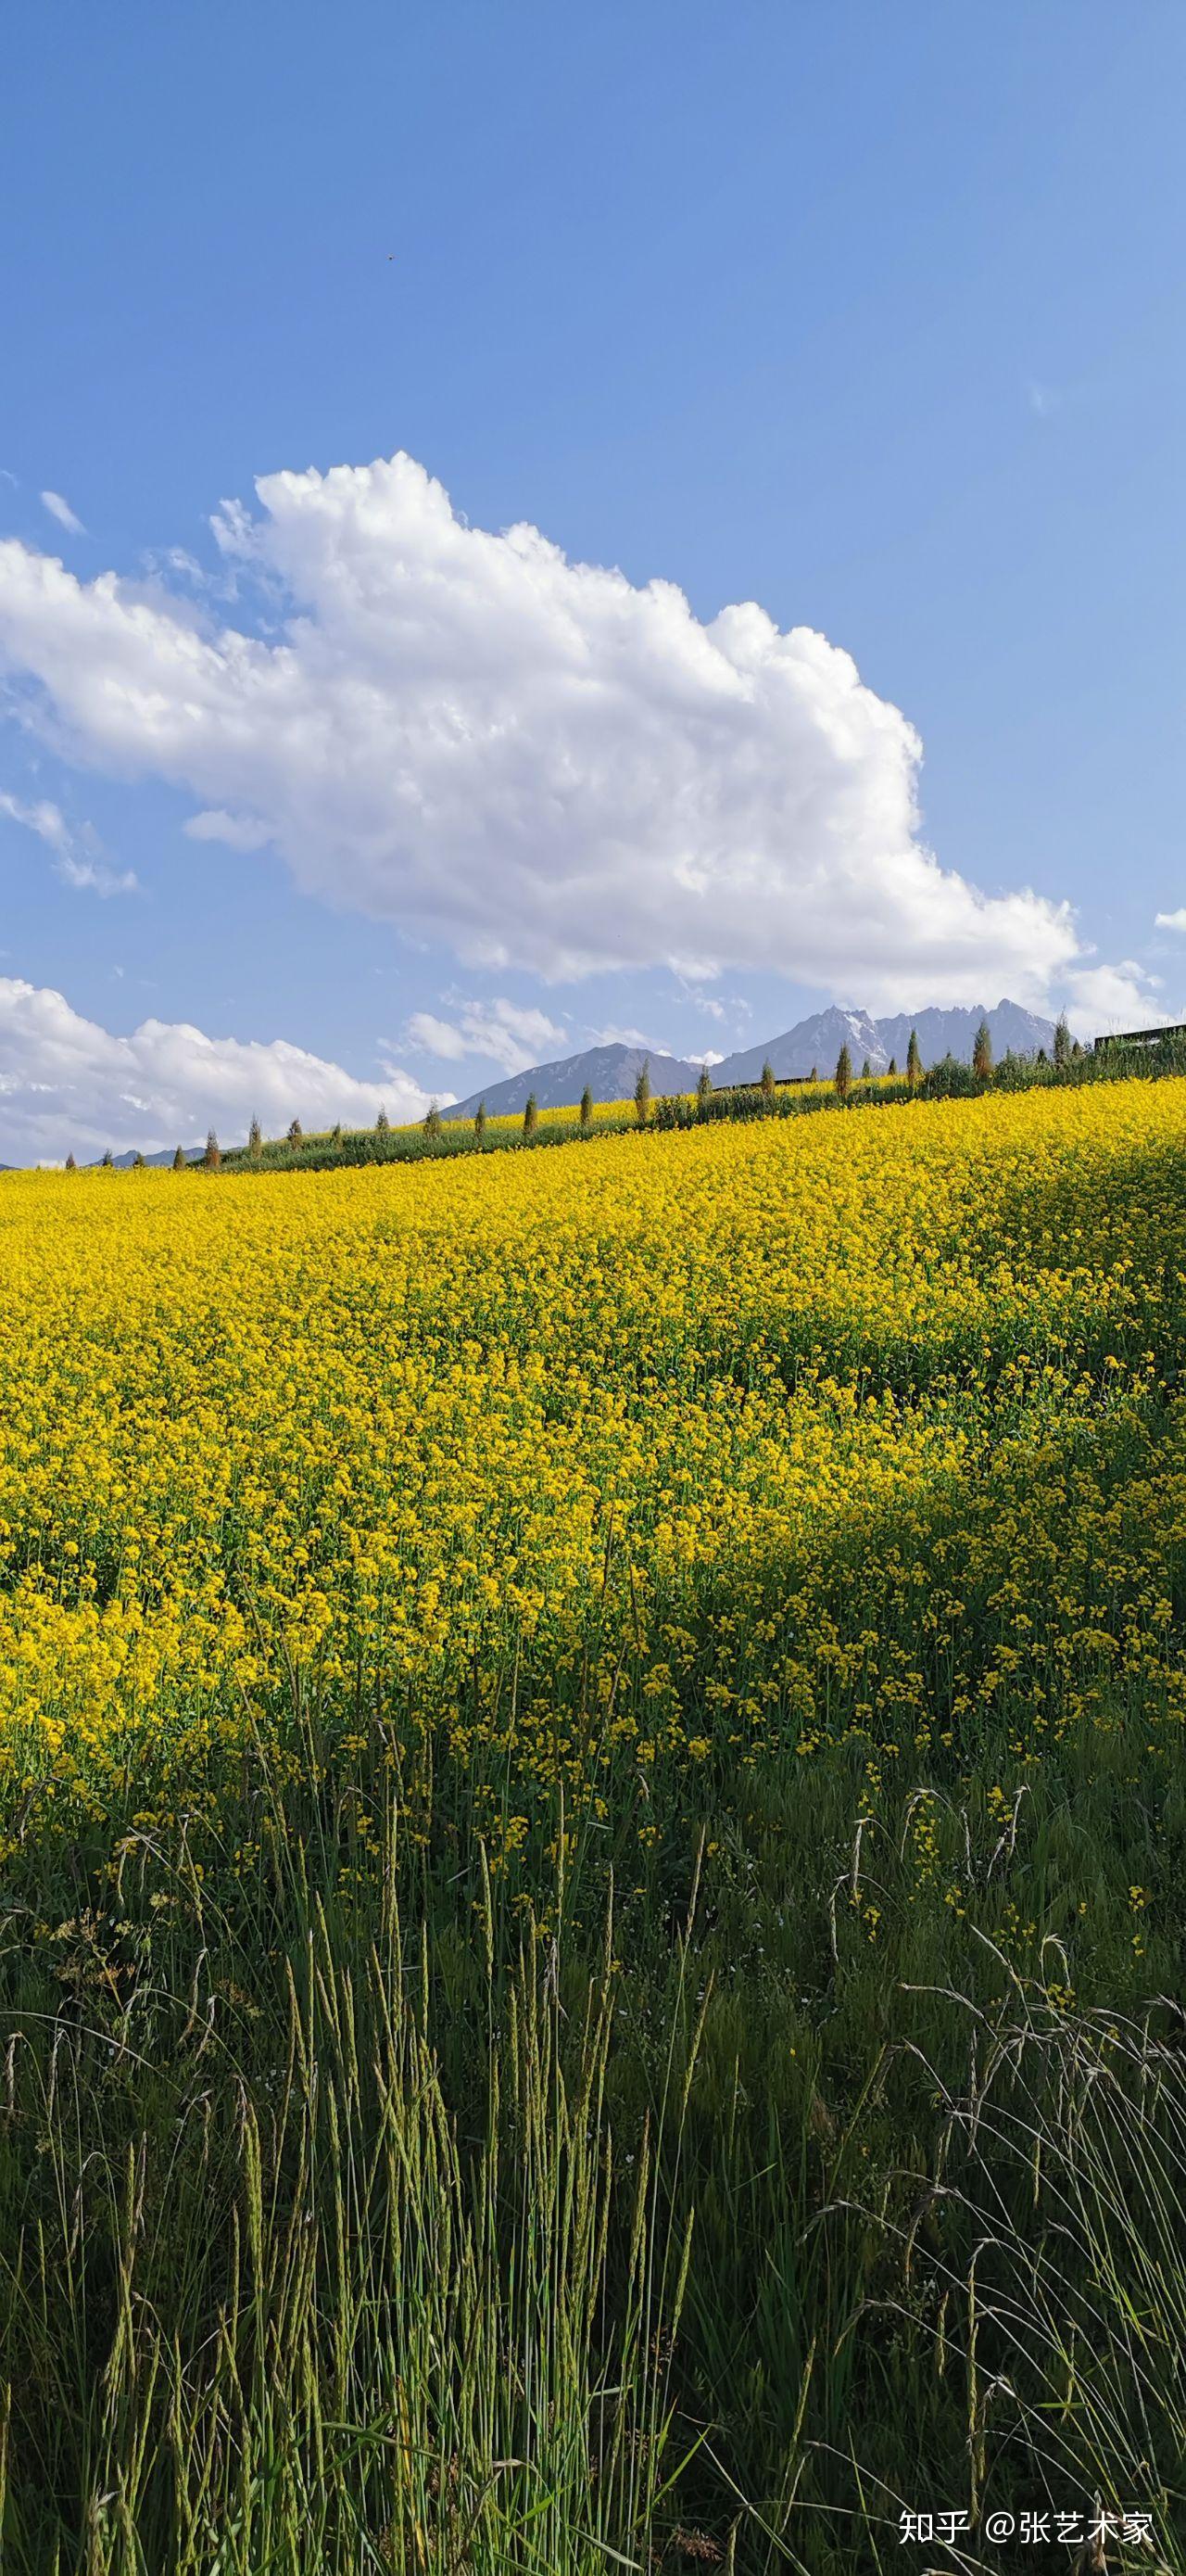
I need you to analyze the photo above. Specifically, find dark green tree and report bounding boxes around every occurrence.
[579,1085,593,1132]
[1054,1014,1071,1069]
[634,1058,652,1127]
[248,1114,262,1159]
[423,1102,443,1142]
[887,1057,897,1075]
[101,1148,114,1169]
[524,1092,538,1140]
[906,1030,922,1088]
[64,1151,77,1172]
[474,1100,487,1146]
[973,1020,993,1083]
[760,1059,776,1104]
[287,1118,303,1148]
[171,1146,186,1172]
[375,1107,390,1135]
[835,1045,852,1101]
[204,1129,221,1171]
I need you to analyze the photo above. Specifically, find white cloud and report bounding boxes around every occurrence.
[1155,908,1186,933]
[0,977,435,1163]
[41,490,84,537]
[0,792,70,854]
[183,807,272,851]
[0,451,1082,1010]
[404,995,568,1075]
[588,1022,672,1054]
[1064,961,1169,1037]
[0,791,138,895]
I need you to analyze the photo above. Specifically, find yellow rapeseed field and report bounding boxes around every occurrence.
[3,1078,1186,1870]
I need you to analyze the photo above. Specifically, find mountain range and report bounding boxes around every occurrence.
[441,999,1057,1120]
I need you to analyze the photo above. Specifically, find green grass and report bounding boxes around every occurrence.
[5,1406,1186,2569]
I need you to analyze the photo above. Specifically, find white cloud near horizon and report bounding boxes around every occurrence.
[403,995,568,1075]
[1065,960,1168,1035]
[0,451,1084,1010]
[0,978,435,1163]
[0,791,138,895]
[1155,908,1186,933]
[40,490,84,537]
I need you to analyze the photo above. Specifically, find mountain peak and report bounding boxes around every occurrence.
[436,999,1056,1123]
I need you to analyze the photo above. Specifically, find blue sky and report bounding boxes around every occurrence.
[0,0,1182,1156]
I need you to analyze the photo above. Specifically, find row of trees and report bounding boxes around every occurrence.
[830,1016,1077,1099]
[76,1015,1090,1170]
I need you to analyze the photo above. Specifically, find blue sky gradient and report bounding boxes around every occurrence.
[0,1,1182,1153]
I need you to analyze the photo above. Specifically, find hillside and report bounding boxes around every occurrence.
[6,1076,1186,2565]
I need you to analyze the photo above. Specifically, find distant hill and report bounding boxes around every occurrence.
[442,1042,704,1121]
[718,999,1056,1084]
[91,1145,206,1169]
[443,1000,1057,1123]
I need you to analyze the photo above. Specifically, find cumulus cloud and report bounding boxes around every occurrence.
[404,996,569,1074]
[41,490,84,537]
[1155,908,1186,933]
[0,453,1082,1009]
[0,978,435,1163]
[0,791,138,895]
[1064,961,1169,1037]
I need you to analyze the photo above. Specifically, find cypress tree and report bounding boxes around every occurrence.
[809,1065,818,1084]
[65,1151,77,1172]
[634,1058,652,1127]
[697,1063,713,1117]
[860,1057,871,1079]
[375,1107,390,1135]
[835,1045,852,1101]
[423,1101,443,1142]
[972,1019,993,1083]
[906,1030,922,1088]
[760,1059,776,1103]
[204,1129,221,1170]
[579,1085,593,1132]
[247,1114,262,1160]
[331,1121,343,1146]
[887,1057,897,1075]
[132,1150,145,1170]
[287,1118,303,1148]
[172,1147,186,1172]
[1054,1014,1071,1069]
[474,1100,486,1146]
[524,1091,538,1140]
[101,1148,114,1168]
